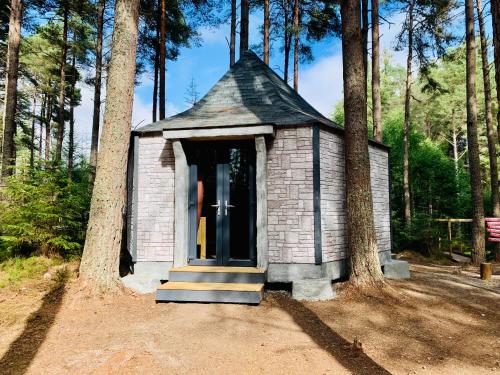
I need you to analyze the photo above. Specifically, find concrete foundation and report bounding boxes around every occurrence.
[383,259,410,279]
[292,278,336,301]
[122,274,161,294]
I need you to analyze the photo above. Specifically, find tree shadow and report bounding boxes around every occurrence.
[0,282,66,375]
[273,295,392,375]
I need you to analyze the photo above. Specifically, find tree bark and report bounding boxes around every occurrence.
[153,5,159,122]
[90,0,105,185]
[1,0,22,178]
[240,0,249,55]
[45,95,52,162]
[39,94,46,160]
[403,0,414,225]
[340,0,384,286]
[476,0,500,219]
[263,0,270,65]
[361,0,368,101]
[371,0,382,141]
[68,54,76,178]
[283,0,291,83]
[159,0,166,120]
[491,0,500,144]
[230,0,236,66]
[293,0,299,91]
[55,4,69,164]
[30,95,36,168]
[79,0,141,290]
[465,0,486,265]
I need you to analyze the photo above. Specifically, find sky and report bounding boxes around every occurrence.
[72,9,408,153]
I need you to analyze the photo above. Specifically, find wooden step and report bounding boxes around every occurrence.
[169,266,266,284]
[156,282,264,304]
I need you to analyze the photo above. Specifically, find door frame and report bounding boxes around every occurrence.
[186,140,257,267]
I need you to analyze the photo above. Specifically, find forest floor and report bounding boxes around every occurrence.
[0,258,499,375]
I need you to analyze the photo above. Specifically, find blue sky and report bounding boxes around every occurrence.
[73,9,410,151]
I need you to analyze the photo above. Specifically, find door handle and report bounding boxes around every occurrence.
[211,200,221,216]
[224,200,235,216]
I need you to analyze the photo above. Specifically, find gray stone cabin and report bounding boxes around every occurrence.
[125,51,400,302]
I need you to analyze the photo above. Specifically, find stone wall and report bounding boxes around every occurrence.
[319,129,391,262]
[267,127,316,264]
[136,135,175,262]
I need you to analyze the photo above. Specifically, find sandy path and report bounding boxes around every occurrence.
[0,262,499,375]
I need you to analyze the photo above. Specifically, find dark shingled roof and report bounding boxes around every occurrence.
[136,51,340,133]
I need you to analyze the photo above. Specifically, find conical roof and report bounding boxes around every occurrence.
[136,51,337,133]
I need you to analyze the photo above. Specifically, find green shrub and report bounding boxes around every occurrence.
[0,256,64,288]
[0,163,91,260]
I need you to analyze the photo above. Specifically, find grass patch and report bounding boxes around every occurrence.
[0,256,64,289]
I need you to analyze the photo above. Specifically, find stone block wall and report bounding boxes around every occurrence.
[136,135,175,262]
[319,129,391,262]
[267,127,316,263]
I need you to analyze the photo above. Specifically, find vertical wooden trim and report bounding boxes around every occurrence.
[387,148,394,257]
[173,139,189,267]
[255,136,269,269]
[313,125,322,265]
[248,153,257,264]
[127,135,139,263]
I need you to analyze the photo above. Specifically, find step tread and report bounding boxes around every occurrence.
[158,281,264,292]
[170,266,265,274]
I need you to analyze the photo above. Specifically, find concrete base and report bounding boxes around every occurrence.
[122,274,161,294]
[292,278,336,301]
[383,260,410,279]
[134,261,172,280]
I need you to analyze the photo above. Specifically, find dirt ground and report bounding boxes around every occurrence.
[0,261,499,375]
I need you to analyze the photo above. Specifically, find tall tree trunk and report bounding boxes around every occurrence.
[361,0,368,101]
[30,95,36,168]
[39,94,46,160]
[153,44,159,122]
[263,0,270,65]
[55,4,69,164]
[159,0,166,120]
[79,0,141,290]
[283,0,290,83]
[90,0,105,185]
[45,95,52,162]
[68,54,76,178]
[1,0,22,178]
[240,0,249,54]
[451,111,458,178]
[293,0,299,91]
[477,0,500,222]
[491,0,500,144]
[465,0,486,265]
[340,0,384,286]
[230,0,236,66]
[371,0,382,141]
[403,0,414,225]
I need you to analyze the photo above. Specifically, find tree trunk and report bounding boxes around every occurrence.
[1,0,22,178]
[293,0,299,91]
[90,0,105,185]
[79,0,141,290]
[45,95,53,162]
[30,95,36,168]
[361,0,368,101]
[68,54,76,178]
[55,4,69,164]
[263,0,270,65]
[371,0,382,141]
[283,0,290,84]
[340,0,384,286]
[152,5,159,122]
[39,94,46,160]
[240,0,249,55]
[477,0,500,220]
[230,0,236,66]
[159,0,166,120]
[403,0,414,225]
[465,0,486,265]
[491,0,500,144]
[451,113,458,178]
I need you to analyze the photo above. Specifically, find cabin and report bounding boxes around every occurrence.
[123,51,407,304]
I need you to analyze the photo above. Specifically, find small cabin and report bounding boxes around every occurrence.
[124,51,394,303]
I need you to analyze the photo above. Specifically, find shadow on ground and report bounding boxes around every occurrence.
[273,294,391,375]
[0,281,66,375]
